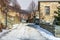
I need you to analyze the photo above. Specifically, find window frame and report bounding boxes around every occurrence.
[45,6,50,15]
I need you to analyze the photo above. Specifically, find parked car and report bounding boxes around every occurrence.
[35,19,39,25]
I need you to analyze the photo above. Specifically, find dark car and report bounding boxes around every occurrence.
[35,19,39,25]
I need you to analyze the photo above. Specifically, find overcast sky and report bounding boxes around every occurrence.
[17,0,38,10]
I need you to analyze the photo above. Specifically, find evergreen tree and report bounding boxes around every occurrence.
[54,6,60,25]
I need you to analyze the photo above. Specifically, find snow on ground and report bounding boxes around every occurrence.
[0,23,60,40]
[0,29,10,38]
[32,24,60,40]
[0,23,47,40]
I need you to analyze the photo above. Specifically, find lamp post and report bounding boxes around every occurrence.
[38,1,40,24]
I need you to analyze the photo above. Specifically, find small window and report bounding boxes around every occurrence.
[45,6,50,15]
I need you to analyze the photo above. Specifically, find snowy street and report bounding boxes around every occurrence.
[1,0,60,40]
[0,23,60,40]
[0,23,47,40]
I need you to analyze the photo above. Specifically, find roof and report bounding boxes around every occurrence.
[8,5,21,12]
[20,10,30,14]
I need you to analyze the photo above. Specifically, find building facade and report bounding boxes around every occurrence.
[0,1,21,29]
[38,1,60,25]
[7,6,20,29]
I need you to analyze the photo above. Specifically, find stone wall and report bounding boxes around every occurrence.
[7,9,20,29]
[39,2,59,24]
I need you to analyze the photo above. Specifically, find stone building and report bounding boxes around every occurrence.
[0,0,21,29]
[38,1,60,37]
[6,6,20,29]
[38,1,60,25]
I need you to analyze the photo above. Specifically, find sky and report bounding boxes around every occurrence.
[17,0,38,10]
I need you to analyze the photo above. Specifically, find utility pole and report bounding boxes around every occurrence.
[38,1,40,24]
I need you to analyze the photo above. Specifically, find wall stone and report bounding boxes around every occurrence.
[39,2,59,24]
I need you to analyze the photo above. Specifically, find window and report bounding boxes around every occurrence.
[45,6,50,15]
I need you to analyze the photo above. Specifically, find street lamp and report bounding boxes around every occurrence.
[38,1,40,24]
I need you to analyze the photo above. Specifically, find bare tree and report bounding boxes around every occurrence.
[28,1,36,12]
[0,0,6,6]
[13,0,21,9]
[9,0,21,9]
[27,1,36,23]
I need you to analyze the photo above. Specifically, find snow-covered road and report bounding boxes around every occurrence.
[0,23,60,40]
[0,23,47,40]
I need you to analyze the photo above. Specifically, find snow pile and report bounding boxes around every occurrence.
[33,24,60,40]
[0,29,10,37]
